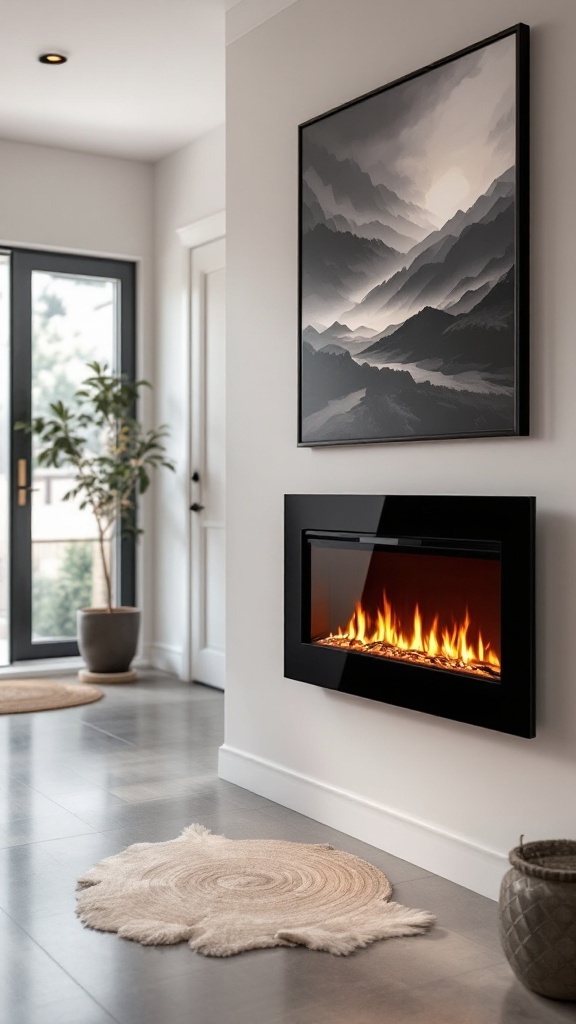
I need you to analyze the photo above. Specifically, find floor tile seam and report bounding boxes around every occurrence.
[122,787,243,809]
[1,771,53,793]
[391,953,514,998]
[37,993,121,1024]
[107,771,221,793]
[5,757,206,794]
[68,738,221,756]
[91,786,244,811]
[19,977,122,1023]
[47,762,145,796]
[226,793,285,812]
[91,804,261,838]
[0,824,99,851]
[82,721,139,747]
[7,756,103,777]
[192,806,276,829]
[5,769,134,818]
[429,917,505,956]
[0,835,65,865]
[44,778,196,811]
[445,926,503,956]
[109,770,219,782]
[0,855,73,886]
[0,901,79,925]
[0,801,84,828]
[8,802,103,833]
[90,698,213,714]
[0,899,77,923]
[387,870,436,888]
[0,903,122,1022]
[94,817,200,836]
[108,769,225,788]
[98,802,241,827]
[403,932,507,991]
[321,948,510,1007]
[120,744,222,756]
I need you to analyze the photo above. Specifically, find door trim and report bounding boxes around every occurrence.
[177,212,225,682]
[177,212,226,251]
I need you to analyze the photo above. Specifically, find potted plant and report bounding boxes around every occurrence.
[17,361,175,680]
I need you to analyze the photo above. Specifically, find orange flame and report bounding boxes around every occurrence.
[321,592,500,678]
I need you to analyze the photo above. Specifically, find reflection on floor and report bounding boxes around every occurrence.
[1,673,575,1024]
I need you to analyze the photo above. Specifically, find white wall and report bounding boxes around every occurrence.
[151,126,225,676]
[0,139,153,259]
[222,0,576,898]
[0,139,155,647]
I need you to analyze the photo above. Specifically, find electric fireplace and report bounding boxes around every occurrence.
[285,495,535,737]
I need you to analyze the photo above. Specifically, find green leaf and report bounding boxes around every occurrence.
[13,360,175,591]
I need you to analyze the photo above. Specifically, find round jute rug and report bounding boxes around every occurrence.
[76,823,435,957]
[0,678,104,715]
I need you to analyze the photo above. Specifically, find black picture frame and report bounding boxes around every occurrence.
[298,24,529,446]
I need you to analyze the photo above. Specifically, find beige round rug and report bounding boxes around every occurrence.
[76,823,435,956]
[0,678,104,714]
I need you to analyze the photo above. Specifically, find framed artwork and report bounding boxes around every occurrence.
[298,24,529,446]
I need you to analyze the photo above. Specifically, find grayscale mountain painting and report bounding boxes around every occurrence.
[299,32,524,444]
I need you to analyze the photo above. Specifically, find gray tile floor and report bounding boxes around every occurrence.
[1,672,575,1024]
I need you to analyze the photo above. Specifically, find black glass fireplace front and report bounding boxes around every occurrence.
[285,495,535,737]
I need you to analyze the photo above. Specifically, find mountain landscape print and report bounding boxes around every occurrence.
[299,27,528,444]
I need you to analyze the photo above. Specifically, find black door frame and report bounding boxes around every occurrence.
[10,248,136,661]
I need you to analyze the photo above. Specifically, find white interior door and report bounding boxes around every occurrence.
[190,237,226,689]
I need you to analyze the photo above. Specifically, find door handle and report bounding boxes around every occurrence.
[16,459,38,507]
[190,502,205,513]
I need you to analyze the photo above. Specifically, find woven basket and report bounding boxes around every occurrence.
[499,839,576,1001]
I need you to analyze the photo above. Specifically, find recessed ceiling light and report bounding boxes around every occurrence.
[38,53,67,65]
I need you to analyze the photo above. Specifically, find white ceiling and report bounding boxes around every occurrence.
[0,0,236,162]
[0,0,300,162]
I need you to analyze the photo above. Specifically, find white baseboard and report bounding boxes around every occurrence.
[218,745,507,900]
[147,643,186,679]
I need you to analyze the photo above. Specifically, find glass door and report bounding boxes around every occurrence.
[11,249,136,661]
[0,253,9,665]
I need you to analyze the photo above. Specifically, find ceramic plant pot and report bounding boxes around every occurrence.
[499,839,576,1001]
[77,607,140,674]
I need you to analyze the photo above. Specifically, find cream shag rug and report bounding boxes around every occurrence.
[76,823,435,957]
[0,678,103,714]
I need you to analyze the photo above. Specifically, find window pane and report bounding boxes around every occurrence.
[31,272,118,642]
[0,255,9,664]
